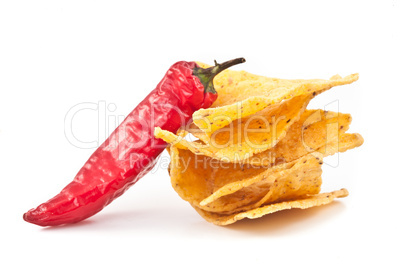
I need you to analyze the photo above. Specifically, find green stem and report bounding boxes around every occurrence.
[193,57,246,94]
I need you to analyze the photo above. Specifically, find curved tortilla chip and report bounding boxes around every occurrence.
[317,133,364,156]
[198,154,323,214]
[196,62,359,109]
[168,146,267,209]
[155,127,214,157]
[192,189,349,225]
[157,93,312,162]
[245,109,353,166]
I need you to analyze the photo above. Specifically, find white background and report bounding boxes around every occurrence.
[1,1,401,267]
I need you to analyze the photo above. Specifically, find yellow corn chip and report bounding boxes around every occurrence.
[196,62,358,108]
[317,133,364,156]
[157,93,312,162]
[192,188,349,225]
[198,154,322,214]
[168,145,266,209]
[246,109,352,166]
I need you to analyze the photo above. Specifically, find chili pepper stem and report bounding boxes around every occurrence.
[193,57,246,94]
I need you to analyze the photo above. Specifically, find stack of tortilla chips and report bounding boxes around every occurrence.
[155,63,363,225]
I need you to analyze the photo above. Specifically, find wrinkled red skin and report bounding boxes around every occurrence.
[23,61,216,227]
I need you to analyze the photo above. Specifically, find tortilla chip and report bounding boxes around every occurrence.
[317,133,364,156]
[192,188,349,225]
[157,93,312,162]
[168,145,267,210]
[245,109,353,166]
[198,154,323,214]
[196,62,358,108]
[155,127,213,158]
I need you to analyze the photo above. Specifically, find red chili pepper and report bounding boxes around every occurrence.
[23,58,245,226]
